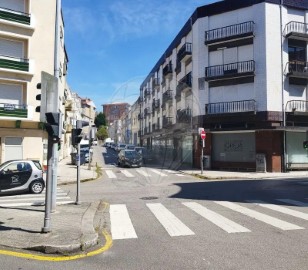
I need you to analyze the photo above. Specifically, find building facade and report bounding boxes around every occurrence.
[139,0,308,172]
[0,0,68,165]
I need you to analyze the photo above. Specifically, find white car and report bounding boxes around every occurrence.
[0,160,45,194]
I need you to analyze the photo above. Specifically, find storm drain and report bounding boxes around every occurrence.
[140,196,158,200]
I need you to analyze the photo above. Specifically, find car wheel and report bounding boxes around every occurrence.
[30,180,45,194]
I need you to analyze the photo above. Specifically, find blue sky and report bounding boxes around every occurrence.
[62,0,216,111]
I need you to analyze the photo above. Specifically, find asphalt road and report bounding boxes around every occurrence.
[2,147,308,270]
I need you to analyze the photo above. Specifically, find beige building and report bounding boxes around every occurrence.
[0,0,68,165]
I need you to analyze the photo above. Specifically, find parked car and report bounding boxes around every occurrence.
[117,150,142,168]
[125,144,135,150]
[116,143,127,152]
[0,160,45,194]
[135,147,155,164]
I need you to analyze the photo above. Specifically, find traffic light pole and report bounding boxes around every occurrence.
[42,137,54,233]
[76,142,81,205]
[51,141,58,212]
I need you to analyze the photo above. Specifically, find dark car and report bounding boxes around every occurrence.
[0,160,45,194]
[117,150,142,168]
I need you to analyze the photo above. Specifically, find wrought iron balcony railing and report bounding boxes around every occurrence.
[205,21,254,45]
[285,100,308,113]
[176,72,192,96]
[176,108,192,123]
[0,54,29,72]
[284,21,308,39]
[285,61,308,79]
[152,99,160,110]
[177,43,192,62]
[162,116,173,128]
[144,88,151,97]
[0,103,28,118]
[205,99,256,115]
[162,90,173,104]
[0,7,31,25]
[205,60,255,81]
[163,63,173,77]
[144,107,151,115]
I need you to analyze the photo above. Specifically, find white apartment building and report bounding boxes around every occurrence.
[0,0,68,165]
[139,0,307,172]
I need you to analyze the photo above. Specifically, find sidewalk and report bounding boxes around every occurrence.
[0,145,105,255]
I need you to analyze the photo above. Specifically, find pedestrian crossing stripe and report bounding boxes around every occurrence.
[215,201,304,231]
[136,169,150,177]
[121,170,134,178]
[149,169,167,177]
[105,170,116,178]
[109,199,308,240]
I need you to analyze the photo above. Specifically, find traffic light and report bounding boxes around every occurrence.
[303,141,308,150]
[35,82,47,122]
[72,128,83,146]
[199,137,203,147]
[45,112,61,138]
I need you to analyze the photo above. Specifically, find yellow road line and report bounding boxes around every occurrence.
[0,230,113,262]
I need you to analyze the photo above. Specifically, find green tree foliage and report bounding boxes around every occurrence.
[94,112,106,128]
[96,125,108,140]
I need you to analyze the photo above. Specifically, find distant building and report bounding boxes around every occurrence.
[102,103,130,125]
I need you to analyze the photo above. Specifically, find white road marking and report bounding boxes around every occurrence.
[149,169,167,176]
[121,170,134,178]
[147,203,194,237]
[216,201,304,231]
[183,202,250,233]
[105,170,117,178]
[110,204,138,240]
[248,200,308,221]
[136,169,150,177]
[176,174,185,177]
[276,199,308,207]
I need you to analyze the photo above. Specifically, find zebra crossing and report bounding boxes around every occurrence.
[104,168,184,179]
[109,198,308,240]
[0,188,74,207]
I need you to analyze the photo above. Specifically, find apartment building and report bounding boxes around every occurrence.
[0,0,68,165]
[103,102,130,125]
[130,100,140,146]
[139,0,307,172]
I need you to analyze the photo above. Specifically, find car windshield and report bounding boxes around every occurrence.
[125,151,139,158]
[0,160,11,171]
[120,144,126,148]
[33,160,42,170]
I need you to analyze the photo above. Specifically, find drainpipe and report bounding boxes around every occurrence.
[280,0,286,172]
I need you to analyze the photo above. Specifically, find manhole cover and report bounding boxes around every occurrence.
[140,196,158,200]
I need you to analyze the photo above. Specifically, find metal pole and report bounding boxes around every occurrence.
[76,142,81,205]
[201,146,204,175]
[51,141,58,212]
[42,137,53,233]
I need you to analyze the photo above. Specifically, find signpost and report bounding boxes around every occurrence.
[200,129,206,174]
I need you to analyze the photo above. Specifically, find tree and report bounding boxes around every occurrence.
[94,112,106,128]
[96,125,108,141]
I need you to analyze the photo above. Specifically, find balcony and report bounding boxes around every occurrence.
[205,100,256,115]
[152,78,160,90]
[162,116,173,128]
[177,108,192,123]
[285,61,308,80]
[144,88,151,98]
[0,103,28,118]
[162,90,173,104]
[284,21,308,41]
[144,107,151,116]
[205,21,254,45]
[177,43,192,62]
[138,113,143,120]
[163,63,173,78]
[0,7,31,25]
[205,60,255,81]
[0,55,29,72]
[152,99,160,111]
[176,72,192,96]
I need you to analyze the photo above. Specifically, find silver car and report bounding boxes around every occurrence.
[0,160,45,194]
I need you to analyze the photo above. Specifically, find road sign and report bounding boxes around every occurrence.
[201,130,206,140]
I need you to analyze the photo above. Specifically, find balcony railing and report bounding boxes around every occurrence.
[152,78,160,89]
[144,107,151,115]
[0,7,31,25]
[162,116,173,128]
[0,103,28,118]
[176,72,192,96]
[138,113,143,120]
[162,90,173,104]
[205,99,256,115]
[163,63,173,77]
[177,43,192,62]
[177,108,192,123]
[144,88,151,97]
[152,99,160,111]
[0,54,29,72]
[285,61,308,79]
[285,100,308,113]
[284,21,308,39]
[205,60,255,81]
[205,21,254,45]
